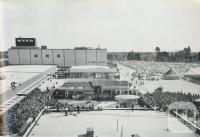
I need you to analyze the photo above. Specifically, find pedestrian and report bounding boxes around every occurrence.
[56,104,59,112]
[132,104,134,111]
[65,107,68,116]
[77,105,80,114]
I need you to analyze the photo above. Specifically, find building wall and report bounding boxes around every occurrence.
[75,50,86,65]
[86,50,97,65]
[64,49,75,67]
[19,49,31,64]
[8,49,20,64]
[53,50,64,67]
[30,49,42,64]
[41,50,53,65]
[97,49,107,65]
[8,49,107,66]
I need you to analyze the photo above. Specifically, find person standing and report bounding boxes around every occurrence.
[77,105,80,114]
[132,104,134,111]
[65,107,68,116]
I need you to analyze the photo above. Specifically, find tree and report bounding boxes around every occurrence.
[127,52,131,60]
[156,51,170,61]
[183,46,192,62]
[107,54,114,60]
[170,54,174,61]
[134,53,141,61]
[155,47,160,52]
[127,51,141,61]
[127,51,134,60]
[198,52,200,61]
[188,46,191,53]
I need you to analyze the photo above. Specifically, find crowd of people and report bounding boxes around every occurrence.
[7,88,47,134]
[3,77,96,135]
[120,60,200,78]
[142,87,200,111]
[142,87,200,129]
[45,99,96,114]
[1,70,200,135]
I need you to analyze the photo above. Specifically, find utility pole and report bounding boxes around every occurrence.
[117,119,119,132]
[120,125,123,137]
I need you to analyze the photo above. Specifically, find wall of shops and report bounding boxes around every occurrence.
[30,49,42,64]
[97,50,107,65]
[19,49,31,64]
[86,50,97,65]
[8,49,20,64]
[8,49,107,67]
[64,49,76,66]
[75,50,87,65]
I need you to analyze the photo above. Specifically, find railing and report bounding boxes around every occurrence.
[23,109,45,137]
[171,111,200,135]
[19,118,33,135]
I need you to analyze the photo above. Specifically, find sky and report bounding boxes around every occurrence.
[0,0,200,52]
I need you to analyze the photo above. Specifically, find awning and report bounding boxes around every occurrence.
[70,65,115,73]
[115,95,140,101]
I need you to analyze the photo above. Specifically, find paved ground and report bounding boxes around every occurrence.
[29,110,196,137]
[116,62,135,81]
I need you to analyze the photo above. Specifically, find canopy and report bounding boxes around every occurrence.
[70,65,115,73]
[167,101,197,112]
[115,95,140,101]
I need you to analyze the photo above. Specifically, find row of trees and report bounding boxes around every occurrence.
[155,46,200,62]
[126,46,200,62]
[127,51,141,60]
[108,46,200,62]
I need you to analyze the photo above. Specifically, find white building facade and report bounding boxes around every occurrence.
[8,48,107,67]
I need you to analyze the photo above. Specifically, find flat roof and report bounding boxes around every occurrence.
[0,65,56,93]
[70,65,115,73]
[0,65,57,104]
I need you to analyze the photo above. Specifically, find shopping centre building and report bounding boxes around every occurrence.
[8,38,107,67]
[0,38,199,137]
[0,38,133,135]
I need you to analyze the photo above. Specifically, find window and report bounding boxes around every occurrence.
[46,54,49,58]
[34,54,38,58]
[57,54,60,58]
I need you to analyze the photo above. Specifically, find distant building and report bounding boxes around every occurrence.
[8,38,107,67]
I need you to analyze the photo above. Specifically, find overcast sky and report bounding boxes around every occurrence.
[1,0,200,52]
